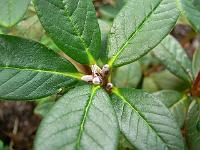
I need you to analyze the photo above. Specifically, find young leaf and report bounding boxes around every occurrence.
[185,100,200,149]
[153,90,190,128]
[153,35,193,84]
[192,47,200,78]
[34,0,101,65]
[112,61,142,88]
[111,88,184,149]
[34,85,119,150]
[0,0,31,27]
[108,0,179,67]
[180,0,200,32]
[0,35,79,100]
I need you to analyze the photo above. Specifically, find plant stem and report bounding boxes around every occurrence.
[58,51,91,75]
[192,71,200,96]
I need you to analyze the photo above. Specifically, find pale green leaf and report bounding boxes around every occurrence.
[180,0,200,32]
[186,99,200,150]
[34,85,119,150]
[0,0,31,27]
[111,88,184,149]
[108,0,179,67]
[34,0,101,64]
[192,47,200,78]
[153,35,193,83]
[0,35,79,100]
[153,90,190,128]
[112,61,142,88]
[142,77,159,92]
[34,102,55,117]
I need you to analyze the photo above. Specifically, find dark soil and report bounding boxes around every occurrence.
[0,102,41,150]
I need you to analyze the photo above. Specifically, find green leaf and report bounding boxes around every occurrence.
[179,0,200,32]
[34,96,56,117]
[153,90,190,128]
[40,34,61,53]
[99,0,127,19]
[186,99,200,149]
[0,140,3,150]
[192,47,200,78]
[98,19,111,63]
[0,0,31,27]
[34,0,101,65]
[0,35,80,100]
[153,35,193,83]
[142,70,188,92]
[142,76,159,92]
[192,0,200,11]
[111,88,184,149]
[108,0,179,67]
[112,61,142,88]
[34,85,119,150]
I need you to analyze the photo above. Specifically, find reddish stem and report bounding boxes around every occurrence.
[192,71,200,96]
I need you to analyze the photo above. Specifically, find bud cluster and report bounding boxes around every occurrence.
[81,64,113,91]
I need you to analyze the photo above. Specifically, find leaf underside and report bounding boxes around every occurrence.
[111,88,184,150]
[108,0,179,67]
[0,35,77,100]
[34,0,101,64]
[34,85,119,150]
[153,35,192,83]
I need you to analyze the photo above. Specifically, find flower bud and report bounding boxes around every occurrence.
[106,83,113,91]
[81,75,93,83]
[101,64,110,77]
[92,76,102,85]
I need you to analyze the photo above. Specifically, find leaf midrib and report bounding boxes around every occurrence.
[168,95,188,109]
[0,66,82,79]
[45,0,95,64]
[109,0,164,66]
[113,88,170,149]
[76,86,100,149]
